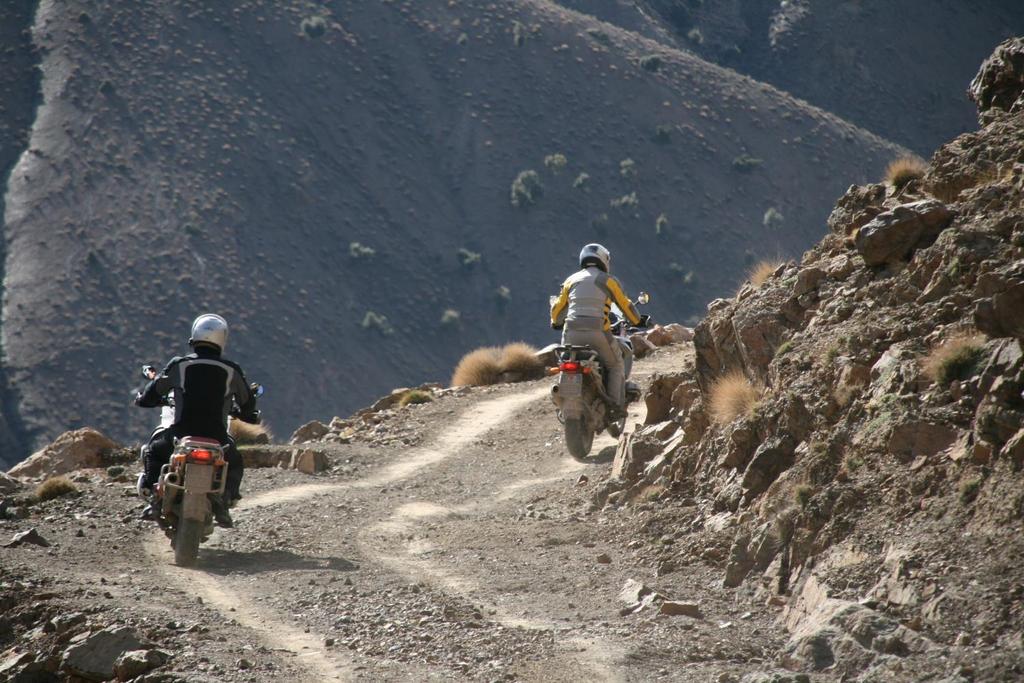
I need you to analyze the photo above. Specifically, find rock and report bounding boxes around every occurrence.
[240,446,289,468]
[2,528,50,548]
[8,428,119,479]
[827,183,887,235]
[0,471,23,493]
[659,601,702,618]
[289,449,329,474]
[115,649,169,681]
[662,323,693,343]
[645,325,674,347]
[741,437,797,501]
[289,420,329,444]
[630,333,657,359]
[618,578,661,614]
[1003,428,1024,466]
[887,422,959,462]
[62,626,150,681]
[610,433,663,483]
[595,553,611,564]
[968,37,1024,124]
[644,373,686,425]
[793,266,826,297]
[854,200,954,267]
[973,262,1024,341]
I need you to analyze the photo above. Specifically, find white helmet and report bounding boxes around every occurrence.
[579,243,611,272]
[189,314,229,352]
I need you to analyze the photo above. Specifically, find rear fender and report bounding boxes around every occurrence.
[180,463,215,522]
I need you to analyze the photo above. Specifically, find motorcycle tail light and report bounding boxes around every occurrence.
[559,361,580,372]
[187,449,214,463]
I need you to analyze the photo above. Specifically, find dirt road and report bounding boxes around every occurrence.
[3,347,786,680]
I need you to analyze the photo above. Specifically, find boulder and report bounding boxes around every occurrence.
[61,626,150,681]
[1003,428,1024,466]
[886,421,959,462]
[2,528,50,548]
[968,37,1024,124]
[240,447,289,468]
[630,333,657,359]
[827,183,887,235]
[8,428,119,479]
[643,373,686,425]
[114,648,169,681]
[659,601,702,618]
[610,433,662,483]
[289,449,329,474]
[662,323,693,343]
[0,471,23,493]
[793,266,826,297]
[974,262,1024,341]
[289,420,329,444]
[618,578,662,614]
[854,200,954,267]
[742,437,797,501]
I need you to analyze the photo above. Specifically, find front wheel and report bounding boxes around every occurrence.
[173,518,203,567]
[565,417,594,461]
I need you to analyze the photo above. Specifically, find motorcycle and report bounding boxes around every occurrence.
[550,292,650,459]
[137,365,263,567]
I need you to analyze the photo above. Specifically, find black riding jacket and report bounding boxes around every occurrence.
[135,346,258,438]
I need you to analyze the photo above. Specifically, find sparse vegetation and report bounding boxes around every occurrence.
[959,476,982,505]
[450,343,543,386]
[440,309,461,326]
[230,419,272,445]
[620,158,637,178]
[573,172,591,190]
[763,207,784,229]
[512,21,526,47]
[510,170,543,207]
[361,311,394,335]
[655,213,669,236]
[399,389,433,407]
[586,28,611,45]
[687,27,704,45]
[884,156,928,190]
[610,191,638,210]
[747,259,783,287]
[732,154,764,173]
[652,125,672,144]
[639,55,663,72]
[775,340,794,357]
[457,248,481,268]
[709,371,763,425]
[35,476,77,502]
[349,242,375,259]
[794,484,814,509]
[301,16,327,39]
[544,153,568,175]
[922,332,987,384]
[496,285,511,302]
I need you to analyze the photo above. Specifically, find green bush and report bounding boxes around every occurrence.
[687,27,704,44]
[440,309,461,326]
[544,153,568,175]
[349,242,375,259]
[655,213,669,236]
[496,285,511,302]
[763,207,785,229]
[652,125,672,144]
[610,192,638,210]
[457,248,481,268]
[301,16,327,38]
[510,170,543,207]
[794,484,814,509]
[639,55,662,72]
[959,476,982,505]
[399,390,433,407]
[732,155,763,173]
[572,172,590,190]
[512,21,526,46]
[620,158,637,178]
[361,311,393,335]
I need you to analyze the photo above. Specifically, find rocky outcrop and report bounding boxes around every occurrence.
[7,428,119,479]
[969,37,1024,124]
[854,200,953,267]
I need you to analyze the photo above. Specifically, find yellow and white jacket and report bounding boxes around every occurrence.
[550,266,641,332]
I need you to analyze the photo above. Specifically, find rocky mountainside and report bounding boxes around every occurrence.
[558,0,1024,155]
[604,38,1024,680]
[0,0,906,464]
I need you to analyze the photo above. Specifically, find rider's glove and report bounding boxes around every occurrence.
[638,314,653,328]
[551,322,564,331]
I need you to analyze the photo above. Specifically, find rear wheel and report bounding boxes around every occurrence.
[565,417,594,460]
[173,518,203,567]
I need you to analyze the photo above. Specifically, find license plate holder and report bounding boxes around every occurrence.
[559,373,583,396]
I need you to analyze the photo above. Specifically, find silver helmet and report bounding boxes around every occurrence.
[189,314,229,352]
[579,243,611,272]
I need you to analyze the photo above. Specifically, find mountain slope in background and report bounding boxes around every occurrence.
[1,0,906,461]
[557,0,1024,155]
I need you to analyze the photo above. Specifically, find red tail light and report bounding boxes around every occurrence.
[187,449,214,463]
[559,361,580,372]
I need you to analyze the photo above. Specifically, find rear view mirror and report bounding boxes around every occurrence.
[637,292,650,305]
[251,383,265,398]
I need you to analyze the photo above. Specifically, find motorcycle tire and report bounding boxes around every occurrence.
[564,417,594,461]
[173,518,203,567]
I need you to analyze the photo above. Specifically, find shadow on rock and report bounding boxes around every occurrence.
[198,548,357,575]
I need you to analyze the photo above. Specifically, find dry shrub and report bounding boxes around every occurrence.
[884,156,927,189]
[451,343,544,387]
[35,476,77,502]
[229,419,273,445]
[499,342,543,377]
[451,347,503,386]
[922,332,987,385]
[709,371,763,424]
[399,389,433,407]
[747,259,783,288]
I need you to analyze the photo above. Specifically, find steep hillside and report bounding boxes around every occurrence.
[560,0,1024,155]
[606,39,1024,679]
[2,0,902,456]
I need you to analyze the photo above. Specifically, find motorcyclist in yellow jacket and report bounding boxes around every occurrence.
[550,244,649,419]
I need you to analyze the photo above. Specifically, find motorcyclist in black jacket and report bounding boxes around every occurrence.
[134,314,259,528]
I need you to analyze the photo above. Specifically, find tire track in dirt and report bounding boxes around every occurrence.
[144,386,549,681]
